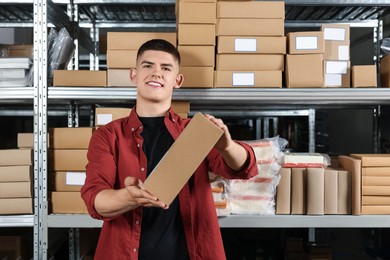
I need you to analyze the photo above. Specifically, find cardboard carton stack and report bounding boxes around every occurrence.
[215,1,285,88]
[48,127,93,214]
[177,0,216,88]
[106,32,177,87]
[0,133,34,214]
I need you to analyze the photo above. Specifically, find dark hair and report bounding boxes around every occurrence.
[137,39,181,64]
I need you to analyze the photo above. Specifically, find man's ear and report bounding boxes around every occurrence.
[174,73,184,89]
[129,68,137,83]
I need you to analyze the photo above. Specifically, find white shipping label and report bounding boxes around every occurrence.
[326,61,348,74]
[325,74,342,86]
[338,45,350,60]
[323,28,346,41]
[234,38,257,52]
[232,73,255,86]
[97,114,113,125]
[295,36,318,50]
[66,172,86,186]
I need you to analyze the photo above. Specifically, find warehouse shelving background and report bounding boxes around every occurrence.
[1,0,390,259]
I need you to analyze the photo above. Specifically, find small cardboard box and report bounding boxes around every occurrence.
[180,66,214,88]
[53,70,107,87]
[0,198,33,214]
[351,154,390,167]
[338,155,361,215]
[362,167,390,176]
[178,2,216,24]
[217,18,284,37]
[291,168,307,215]
[324,41,350,60]
[107,69,135,87]
[49,149,88,171]
[0,165,32,182]
[286,54,324,88]
[5,44,33,57]
[352,65,377,88]
[17,133,34,148]
[276,168,291,215]
[107,32,177,50]
[321,23,350,44]
[0,149,33,166]
[49,127,93,149]
[144,113,223,206]
[106,49,137,69]
[324,60,351,88]
[214,70,282,88]
[307,168,325,215]
[324,168,338,214]
[95,107,132,126]
[217,1,284,19]
[217,36,286,54]
[288,31,324,55]
[178,24,216,45]
[338,169,352,214]
[380,54,390,87]
[0,182,32,198]
[178,45,215,67]
[50,171,85,192]
[51,191,88,214]
[216,54,284,71]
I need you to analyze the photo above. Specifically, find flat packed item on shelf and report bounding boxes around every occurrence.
[209,174,231,216]
[352,65,377,88]
[306,168,325,215]
[0,182,32,198]
[0,44,33,58]
[324,168,338,214]
[0,57,31,69]
[276,168,291,214]
[291,168,307,214]
[338,155,361,215]
[0,198,33,214]
[49,127,93,149]
[51,191,88,214]
[0,68,27,78]
[0,77,29,87]
[0,165,32,182]
[282,152,330,168]
[0,149,33,166]
[17,133,34,149]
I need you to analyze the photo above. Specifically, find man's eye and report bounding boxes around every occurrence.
[162,67,171,71]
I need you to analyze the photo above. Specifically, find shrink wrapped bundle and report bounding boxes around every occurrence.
[209,173,231,216]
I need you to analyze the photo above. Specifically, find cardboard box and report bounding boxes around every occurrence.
[51,191,88,214]
[95,107,131,126]
[17,133,34,148]
[216,54,284,71]
[288,31,324,55]
[49,127,93,149]
[338,155,361,215]
[362,186,390,196]
[0,198,33,214]
[53,70,107,87]
[214,70,282,88]
[106,49,137,69]
[49,149,88,171]
[380,54,390,87]
[286,54,324,88]
[291,168,307,215]
[107,69,135,87]
[324,168,338,214]
[276,168,291,214]
[180,66,214,88]
[217,18,284,36]
[178,2,216,24]
[178,45,215,67]
[362,167,390,176]
[4,44,33,57]
[217,36,286,54]
[321,23,350,44]
[324,60,350,88]
[324,41,350,60]
[0,165,32,182]
[0,182,32,198]
[107,32,177,50]
[307,168,325,215]
[362,195,390,205]
[338,169,351,214]
[217,1,284,19]
[351,154,390,167]
[362,176,390,186]
[172,101,190,114]
[144,113,223,206]
[362,205,390,214]
[50,171,85,192]
[178,24,216,45]
[0,149,33,166]
[352,65,377,88]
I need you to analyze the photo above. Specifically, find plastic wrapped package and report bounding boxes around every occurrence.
[209,175,231,216]
[230,196,275,215]
[282,152,331,168]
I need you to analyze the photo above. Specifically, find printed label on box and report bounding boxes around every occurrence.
[324,28,346,41]
[326,61,348,74]
[235,38,257,52]
[296,36,318,50]
[233,73,255,86]
[66,172,86,186]
[325,74,342,86]
[97,114,113,125]
[338,45,350,60]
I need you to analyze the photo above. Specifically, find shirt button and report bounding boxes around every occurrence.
[137,143,140,148]
[172,119,176,122]
[141,167,144,171]
[131,128,135,131]
[135,220,140,225]
[133,248,137,252]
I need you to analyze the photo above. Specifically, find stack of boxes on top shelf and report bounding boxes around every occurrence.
[177,0,216,88]
[0,133,34,215]
[215,1,285,88]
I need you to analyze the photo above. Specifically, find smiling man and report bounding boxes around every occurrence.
[81,39,258,260]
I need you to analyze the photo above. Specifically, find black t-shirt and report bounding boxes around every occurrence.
[138,116,190,260]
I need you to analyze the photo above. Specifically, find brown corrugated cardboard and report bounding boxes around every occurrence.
[217,18,284,36]
[288,31,324,55]
[214,70,282,88]
[321,23,350,44]
[291,168,307,215]
[362,176,390,186]
[324,41,350,60]
[0,182,32,198]
[5,44,33,57]
[324,168,338,214]
[178,2,216,24]
[217,1,284,19]
[338,169,351,214]
[95,107,131,126]
[51,191,88,214]
[49,149,88,171]
[178,45,215,67]
[144,113,223,206]
[338,155,361,215]
[307,168,325,215]
[380,54,390,87]
[0,165,32,182]
[106,49,137,69]
[362,186,390,196]
[0,149,33,166]
[49,127,93,149]
[0,198,33,214]
[50,171,85,192]
[107,32,177,50]
[286,54,324,88]
[180,66,214,88]
[107,69,135,87]
[53,70,107,87]
[217,36,286,54]
[17,133,34,148]
[324,60,351,88]
[178,24,216,45]
[362,205,390,214]
[216,54,284,71]
[352,65,377,88]
[172,101,190,114]
[362,167,390,176]
[351,154,390,167]
[362,195,390,205]
[276,168,291,215]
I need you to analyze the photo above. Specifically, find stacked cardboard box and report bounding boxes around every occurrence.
[53,70,107,87]
[48,127,93,214]
[106,32,176,87]
[215,1,285,88]
[0,133,34,214]
[177,0,216,88]
[352,65,377,88]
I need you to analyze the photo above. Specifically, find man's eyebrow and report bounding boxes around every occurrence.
[140,60,174,68]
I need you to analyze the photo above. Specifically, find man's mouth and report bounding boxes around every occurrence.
[147,81,163,88]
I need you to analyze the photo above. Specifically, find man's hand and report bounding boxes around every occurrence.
[204,114,234,152]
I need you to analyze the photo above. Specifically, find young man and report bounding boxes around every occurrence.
[81,39,258,259]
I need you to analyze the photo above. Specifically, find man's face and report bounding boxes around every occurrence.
[131,50,183,104]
